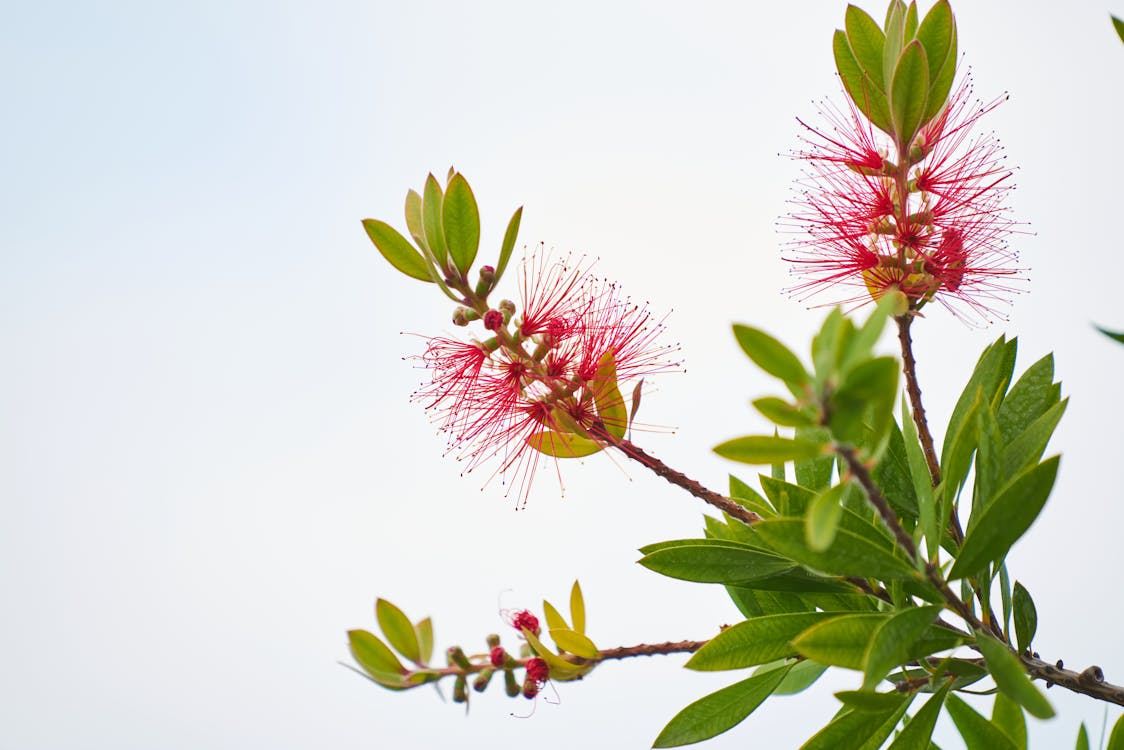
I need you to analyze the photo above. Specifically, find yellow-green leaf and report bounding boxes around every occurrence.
[376,598,421,663]
[442,172,481,275]
[570,580,586,634]
[526,428,603,458]
[549,628,598,659]
[362,219,432,283]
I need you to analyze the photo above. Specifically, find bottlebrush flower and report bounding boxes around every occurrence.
[410,250,679,504]
[781,73,1024,324]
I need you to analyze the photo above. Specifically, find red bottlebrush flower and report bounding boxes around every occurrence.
[509,609,541,636]
[524,656,550,684]
[782,73,1024,324]
[411,249,679,504]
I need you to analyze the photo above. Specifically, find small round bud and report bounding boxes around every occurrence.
[483,309,504,331]
[498,299,516,315]
[525,656,550,684]
[522,679,540,699]
[452,308,471,327]
[446,646,471,670]
[510,610,540,636]
[475,265,497,297]
[472,668,495,692]
[486,633,501,650]
[489,646,508,668]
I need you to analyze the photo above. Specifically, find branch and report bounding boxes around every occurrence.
[1021,655,1124,707]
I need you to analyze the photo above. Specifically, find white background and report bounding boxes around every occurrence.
[3,1,1123,747]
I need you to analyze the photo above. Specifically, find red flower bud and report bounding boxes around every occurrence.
[525,656,550,684]
[489,646,507,668]
[510,609,540,636]
[483,309,504,331]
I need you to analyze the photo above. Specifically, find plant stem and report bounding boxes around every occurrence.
[896,314,941,488]
[837,444,917,560]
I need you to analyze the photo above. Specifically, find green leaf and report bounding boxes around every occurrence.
[542,599,568,631]
[844,4,887,91]
[404,189,427,250]
[526,428,603,458]
[348,629,407,685]
[872,418,920,519]
[570,580,586,634]
[890,40,929,147]
[442,173,481,275]
[754,397,817,428]
[992,693,1027,749]
[806,482,847,552]
[770,658,829,694]
[862,605,941,689]
[638,541,795,585]
[975,631,1054,719]
[795,427,834,490]
[415,617,434,664]
[494,206,523,284]
[1002,399,1067,477]
[915,1,954,103]
[836,690,908,712]
[793,613,887,670]
[901,397,937,558]
[941,388,981,495]
[592,350,628,438]
[1113,15,1124,45]
[1076,722,1090,750]
[653,663,791,747]
[839,294,895,375]
[886,681,951,749]
[686,612,834,671]
[971,403,1003,525]
[813,307,847,382]
[830,356,899,447]
[946,694,1018,750]
[800,694,912,750]
[732,324,810,390]
[834,30,893,134]
[882,1,907,92]
[549,628,598,659]
[421,174,448,268]
[923,20,957,123]
[949,456,1059,580]
[1012,580,1037,653]
[903,0,918,38]
[376,599,421,663]
[761,476,815,516]
[361,219,433,283]
[754,518,917,580]
[715,436,825,465]
[943,337,1016,461]
[997,354,1056,442]
[730,475,776,517]
[1108,712,1124,750]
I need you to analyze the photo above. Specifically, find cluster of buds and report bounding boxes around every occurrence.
[349,585,596,707]
[365,170,678,503]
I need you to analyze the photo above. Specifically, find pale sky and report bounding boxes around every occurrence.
[3,1,1124,748]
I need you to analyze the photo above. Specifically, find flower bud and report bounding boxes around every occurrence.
[522,679,540,699]
[453,675,468,703]
[524,656,550,684]
[485,633,501,650]
[503,668,521,697]
[475,265,496,297]
[452,306,480,327]
[510,610,540,636]
[472,668,495,692]
[489,646,508,668]
[446,646,471,670]
[483,309,505,331]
